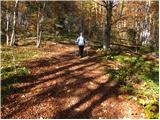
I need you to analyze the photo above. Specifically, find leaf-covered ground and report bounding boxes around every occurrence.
[1,42,145,119]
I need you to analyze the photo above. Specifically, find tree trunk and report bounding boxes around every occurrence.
[36,18,42,48]
[12,45,17,73]
[95,2,97,40]
[101,6,105,41]
[80,0,84,32]
[68,3,73,34]
[36,6,40,48]
[36,2,45,48]
[88,6,91,37]
[103,1,113,49]
[68,23,71,34]
[10,0,19,46]
[6,2,10,46]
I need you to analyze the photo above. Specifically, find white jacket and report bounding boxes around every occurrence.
[76,36,86,46]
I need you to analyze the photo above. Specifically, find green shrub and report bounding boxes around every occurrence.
[104,53,159,118]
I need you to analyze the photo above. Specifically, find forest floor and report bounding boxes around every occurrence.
[1,41,145,119]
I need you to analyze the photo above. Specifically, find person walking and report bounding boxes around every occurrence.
[75,32,87,57]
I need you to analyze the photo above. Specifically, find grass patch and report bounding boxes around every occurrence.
[1,45,42,100]
[1,46,41,67]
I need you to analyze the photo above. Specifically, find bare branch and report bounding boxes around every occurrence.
[93,0,106,7]
[112,3,118,8]
[112,1,125,25]
[111,16,127,25]
[102,1,107,6]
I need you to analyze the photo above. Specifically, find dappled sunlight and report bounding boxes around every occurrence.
[87,81,99,90]
[2,42,147,119]
[1,41,151,119]
[77,93,103,112]
[61,96,80,109]
[2,43,108,118]
[1,0,158,118]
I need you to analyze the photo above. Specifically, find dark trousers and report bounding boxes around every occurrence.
[79,45,84,57]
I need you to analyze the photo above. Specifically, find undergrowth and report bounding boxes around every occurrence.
[100,50,159,119]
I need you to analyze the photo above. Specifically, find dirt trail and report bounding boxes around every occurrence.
[1,42,145,119]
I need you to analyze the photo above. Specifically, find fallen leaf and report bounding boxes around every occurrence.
[101,103,106,106]
[21,95,25,98]
[89,82,94,85]
[111,104,114,107]
[67,89,71,92]
[75,108,80,112]
[103,109,107,112]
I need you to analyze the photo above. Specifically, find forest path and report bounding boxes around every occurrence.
[1,42,145,119]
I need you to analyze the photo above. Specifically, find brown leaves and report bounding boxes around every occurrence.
[1,43,145,119]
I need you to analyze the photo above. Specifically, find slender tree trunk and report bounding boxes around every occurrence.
[6,2,10,46]
[148,0,151,45]
[36,2,45,48]
[96,5,99,40]
[36,6,40,48]
[36,19,42,48]
[101,6,105,41]
[12,45,17,73]
[10,0,18,46]
[103,1,113,49]
[24,17,29,45]
[68,3,73,35]
[68,22,71,34]
[80,0,84,32]
[88,7,91,37]
[9,0,19,73]
[67,14,71,34]
[95,2,97,40]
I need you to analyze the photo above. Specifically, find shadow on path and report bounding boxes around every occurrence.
[2,44,127,119]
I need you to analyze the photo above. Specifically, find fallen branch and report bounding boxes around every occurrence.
[110,42,140,48]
